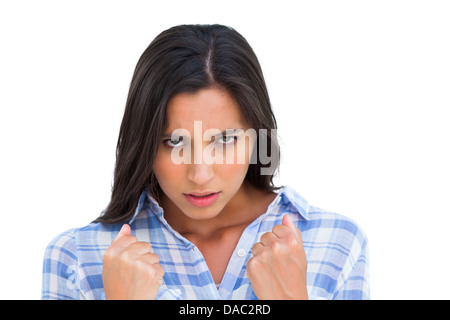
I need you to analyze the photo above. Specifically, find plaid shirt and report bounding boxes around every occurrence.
[42,185,369,300]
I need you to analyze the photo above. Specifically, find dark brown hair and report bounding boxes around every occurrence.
[94,24,281,224]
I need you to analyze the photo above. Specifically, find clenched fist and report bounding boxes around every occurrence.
[102,224,164,300]
[247,214,308,300]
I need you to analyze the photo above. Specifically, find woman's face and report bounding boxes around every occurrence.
[152,87,255,220]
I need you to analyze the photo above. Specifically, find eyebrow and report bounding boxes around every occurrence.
[162,128,243,139]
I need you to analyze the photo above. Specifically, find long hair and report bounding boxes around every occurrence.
[94,24,281,224]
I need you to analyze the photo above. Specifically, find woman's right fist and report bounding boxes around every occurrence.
[102,224,164,300]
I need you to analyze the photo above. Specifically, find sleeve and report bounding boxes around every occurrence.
[41,229,85,300]
[332,236,370,300]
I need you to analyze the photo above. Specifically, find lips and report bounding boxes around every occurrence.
[184,192,220,207]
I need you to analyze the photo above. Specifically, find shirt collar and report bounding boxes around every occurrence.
[128,191,162,225]
[277,185,310,220]
[128,184,310,225]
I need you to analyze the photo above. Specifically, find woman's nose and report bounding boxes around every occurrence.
[187,162,214,185]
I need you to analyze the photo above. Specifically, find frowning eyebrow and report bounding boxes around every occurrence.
[162,128,244,139]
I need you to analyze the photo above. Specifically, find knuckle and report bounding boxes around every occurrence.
[246,258,256,276]
[260,232,270,242]
[119,249,132,264]
[272,224,282,234]
[147,265,162,279]
[260,247,271,259]
[272,224,287,237]
[251,242,261,255]
[152,253,160,264]
[139,241,152,251]
[249,255,262,270]
[103,246,118,263]
[117,235,138,247]
[247,257,256,269]
[134,258,147,271]
[286,235,298,248]
[156,264,165,277]
[271,240,282,254]
[148,266,156,278]
[103,247,113,260]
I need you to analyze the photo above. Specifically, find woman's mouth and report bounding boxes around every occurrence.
[183,192,220,208]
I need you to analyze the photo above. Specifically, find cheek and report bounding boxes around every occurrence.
[216,162,250,184]
[223,136,255,165]
[153,151,184,188]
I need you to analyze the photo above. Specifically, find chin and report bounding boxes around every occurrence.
[179,198,226,220]
[181,206,221,220]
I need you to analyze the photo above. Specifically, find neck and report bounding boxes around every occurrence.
[161,180,265,239]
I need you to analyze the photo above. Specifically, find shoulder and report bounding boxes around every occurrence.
[299,207,370,299]
[299,206,369,299]
[42,228,80,299]
[279,185,368,250]
[44,222,119,255]
[43,222,125,267]
[42,222,122,300]
[306,205,368,250]
[278,186,369,298]
[43,228,79,262]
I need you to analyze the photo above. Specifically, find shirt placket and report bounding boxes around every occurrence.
[217,220,260,299]
[189,244,222,299]
[148,191,283,300]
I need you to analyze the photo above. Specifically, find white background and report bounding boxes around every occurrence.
[1,0,449,299]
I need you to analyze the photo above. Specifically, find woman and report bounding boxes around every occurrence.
[42,24,369,300]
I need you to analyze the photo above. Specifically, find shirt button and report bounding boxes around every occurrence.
[237,248,246,257]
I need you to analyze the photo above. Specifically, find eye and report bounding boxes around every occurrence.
[217,135,238,145]
[163,136,184,148]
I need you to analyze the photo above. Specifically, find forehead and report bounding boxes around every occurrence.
[165,88,249,132]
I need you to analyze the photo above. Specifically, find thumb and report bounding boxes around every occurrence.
[112,224,131,243]
[282,214,303,242]
[282,214,296,230]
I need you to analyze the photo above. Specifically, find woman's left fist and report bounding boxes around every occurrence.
[246,214,308,300]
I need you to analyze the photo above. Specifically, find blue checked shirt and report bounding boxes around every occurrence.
[42,185,369,300]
